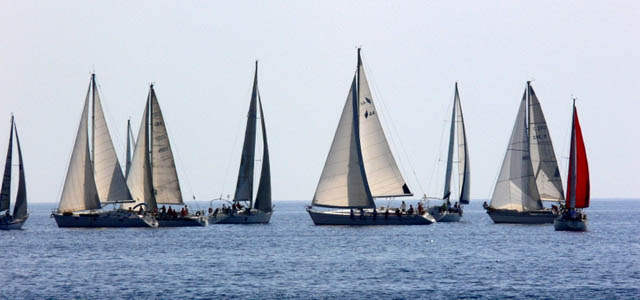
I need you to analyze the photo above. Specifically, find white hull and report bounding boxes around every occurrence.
[427,207,447,222]
[214,210,273,224]
[554,217,587,231]
[156,215,208,227]
[307,208,435,225]
[53,210,158,228]
[486,209,557,224]
[0,216,28,230]
[427,206,463,222]
[439,212,462,222]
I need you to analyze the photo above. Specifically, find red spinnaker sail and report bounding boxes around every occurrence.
[566,104,590,208]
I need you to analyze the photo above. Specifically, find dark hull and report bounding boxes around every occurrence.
[0,216,28,230]
[214,211,272,224]
[156,215,207,227]
[554,216,587,231]
[53,210,158,228]
[486,209,558,224]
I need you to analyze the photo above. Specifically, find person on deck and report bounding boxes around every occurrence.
[417,202,424,215]
[359,208,364,219]
[350,209,354,219]
[184,205,189,216]
[408,205,414,215]
[401,201,406,212]
[384,209,389,219]
[373,208,377,220]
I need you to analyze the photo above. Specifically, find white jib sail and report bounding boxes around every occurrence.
[490,91,542,211]
[455,86,470,204]
[58,85,101,212]
[357,64,411,198]
[124,96,156,211]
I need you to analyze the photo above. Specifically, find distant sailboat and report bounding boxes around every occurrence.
[124,84,207,227]
[0,116,28,230]
[306,49,435,225]
[554,100,590,231]
[211,61,273,224]
[53,74,158,228]
[428,82,470,222]
[485,82,564,224]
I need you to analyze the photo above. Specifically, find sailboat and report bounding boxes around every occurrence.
[306,49,435,225]
[124,83,207,227]
[554,100,589,231]
[53,74,158,228]
[485,81,564,224]
[210,61,273,224]
[0,116,28,230]
[427,82,470,222]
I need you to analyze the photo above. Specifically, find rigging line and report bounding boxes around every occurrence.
[426,89,455,199]
[361,58,425,197]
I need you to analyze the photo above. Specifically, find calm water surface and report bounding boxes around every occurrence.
[1,199,639,299]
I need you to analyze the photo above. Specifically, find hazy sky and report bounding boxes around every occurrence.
[1,1,638,204]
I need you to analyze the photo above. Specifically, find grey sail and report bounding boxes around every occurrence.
[254,66,272,212]
[233,71,258,204]
[442,87,457,201]
[12,121,27,219]
[312,71,374,208]
[357,60,411,198]
[527,84,564,201]
[149,87,183,205]
[91,75,132,203]
[125,119,133,179]
[124,92,156,211]
[490,89,542,211]
[0,117,13,212]
[58,84,101,212]
[455,84,470,204]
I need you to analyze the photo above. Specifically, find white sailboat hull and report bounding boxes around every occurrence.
[53,210,158,228]
[0,216,28,230]
[214,210,273,224]
[439,212,462,222]
[554,216,587,231]
[307,208,435,225]
[486,209,557,224]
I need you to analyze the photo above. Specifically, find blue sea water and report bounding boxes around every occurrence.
[1,199,639,299]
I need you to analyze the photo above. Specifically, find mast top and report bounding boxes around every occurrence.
[357,47,362,67]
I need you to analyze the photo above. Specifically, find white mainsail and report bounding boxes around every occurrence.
[490,90,542,211]
[357,63,411,198]
[312,75,373,208]
[58,84,101,212]
[124,93,156,211]
[527,85,564,201]
[91,76,132,203]
[150,88,183,205]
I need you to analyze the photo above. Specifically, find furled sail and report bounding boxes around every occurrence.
[12,120,27,219]
[124,92,156,211]
[125,119,133,179]
[58,84,101,212]
[357,58,411,198]
[490,90,542,211]
[91,75,132,203]
[455,84,471,204]
[254,64,272,212]
[528,84,564,202]
[312,75,373,208]
[233,66,258,203]
[149,87,183,205]
[0,117,14,212]
[567,102,590,209]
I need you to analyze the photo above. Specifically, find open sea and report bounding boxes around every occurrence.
[1,199,638,299]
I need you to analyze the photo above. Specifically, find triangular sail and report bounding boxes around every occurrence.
[490,90,542,211]
[0,117,14,212]
[312,75,374,208]
[567,103,590,209]
[91,75,132,203]
[58,84,101,212]
[254,94,272,212]
[149,87,183,205]
[442,87,457,201]
[233,67,258,204]
[528,84,564,201]
[12,121,27,219]
[455,84,471,204]
[124,93,156,211]
[357,60,411,198]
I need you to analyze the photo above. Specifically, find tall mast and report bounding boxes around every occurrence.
[91,74,96,164]
[148,84,154,197]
